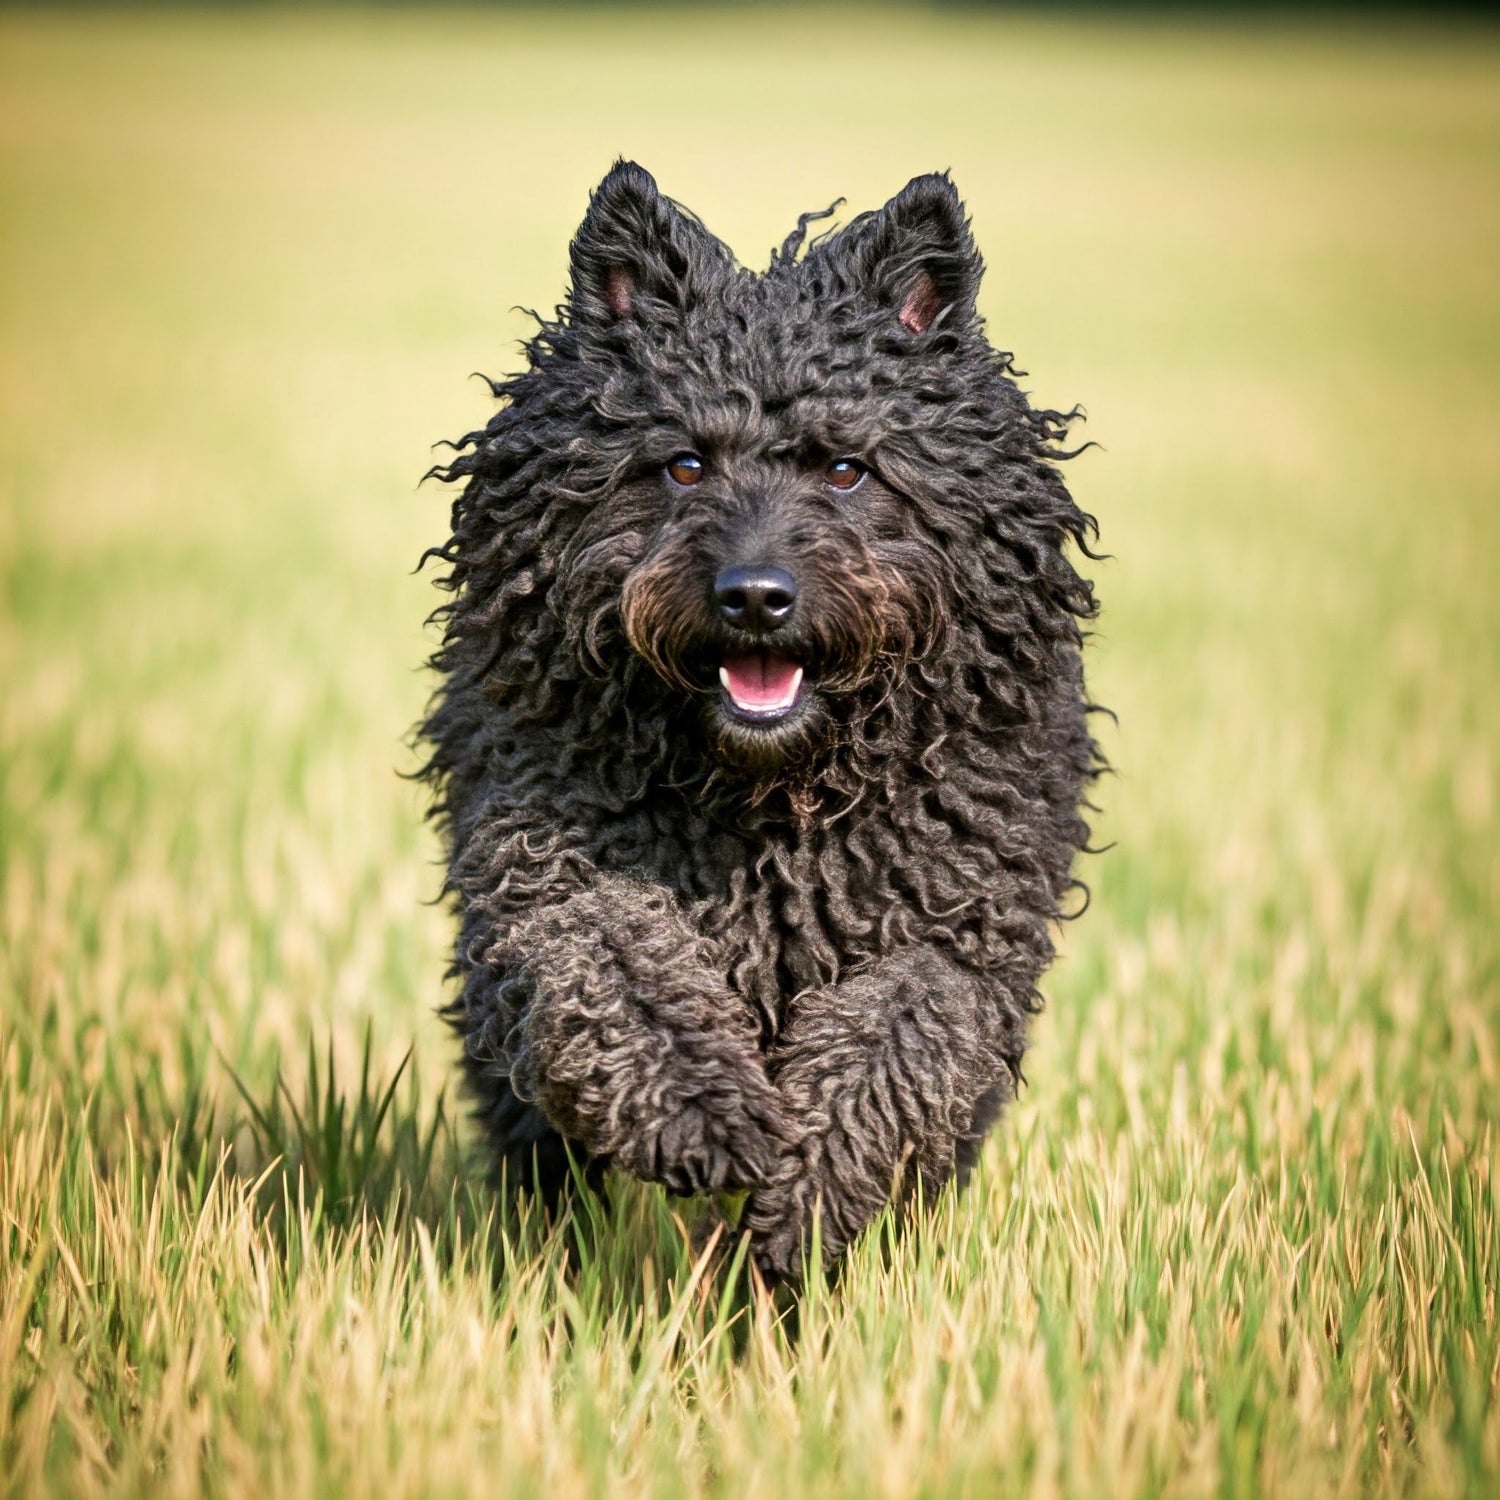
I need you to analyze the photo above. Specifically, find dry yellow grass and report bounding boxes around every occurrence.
[1,7,1497,1497]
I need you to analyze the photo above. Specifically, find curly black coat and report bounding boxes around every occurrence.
[421,161,1099,1281]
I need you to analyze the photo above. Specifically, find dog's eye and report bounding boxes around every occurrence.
[665,454,705,486]
[824,459,866,491]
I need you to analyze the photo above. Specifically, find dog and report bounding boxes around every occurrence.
[421,161,1099,1281]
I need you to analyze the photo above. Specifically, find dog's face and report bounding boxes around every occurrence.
[614,440,940,778]
[543,162,1013,781]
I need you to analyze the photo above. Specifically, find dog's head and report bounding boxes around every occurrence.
[429,162,1094,804]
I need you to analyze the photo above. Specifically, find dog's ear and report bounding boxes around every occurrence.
[568,160,731,325]
[837,173,982,335]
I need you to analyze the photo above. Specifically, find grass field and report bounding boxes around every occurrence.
[2,6,1498,1496]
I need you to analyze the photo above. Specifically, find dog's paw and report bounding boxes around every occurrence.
[741,1174,819,1283]
[626,1077,797,1197]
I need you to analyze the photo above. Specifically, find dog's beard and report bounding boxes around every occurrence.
[619,553,920,783]
[702,674,832,777]
[544,486,949,805]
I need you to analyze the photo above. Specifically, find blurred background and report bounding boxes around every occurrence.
[2,7,1498,1493]
[1,0,1496,1177]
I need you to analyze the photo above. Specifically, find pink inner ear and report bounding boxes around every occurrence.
[899,271,943,334]
[603,266,633,317]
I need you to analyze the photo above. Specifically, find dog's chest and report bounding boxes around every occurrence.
[691,826,902,1033]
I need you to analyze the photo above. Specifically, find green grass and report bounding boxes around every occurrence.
[2,6,1498,1496]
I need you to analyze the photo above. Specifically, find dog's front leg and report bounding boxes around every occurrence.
[493,872,796,1197]
[742,948,1026,1280]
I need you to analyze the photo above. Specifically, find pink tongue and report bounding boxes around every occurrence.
[722,652,801,712]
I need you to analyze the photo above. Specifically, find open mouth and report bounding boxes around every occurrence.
[718,650,805,721]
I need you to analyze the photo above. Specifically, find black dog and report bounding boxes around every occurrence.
[421,162,1099,1281]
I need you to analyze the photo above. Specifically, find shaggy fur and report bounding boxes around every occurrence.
[421,161,1100,1281]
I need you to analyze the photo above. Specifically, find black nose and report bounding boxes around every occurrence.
[713,565,798,634]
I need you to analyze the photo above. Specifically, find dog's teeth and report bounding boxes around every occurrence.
[786,667,803,704]
[719,666,732,692]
